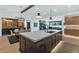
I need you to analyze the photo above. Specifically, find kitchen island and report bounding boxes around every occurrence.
[19,30,62,53]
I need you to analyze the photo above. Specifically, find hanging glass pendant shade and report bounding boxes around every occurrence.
[36,7,42,19]
[36,13,42,19]
[49,5,52,20]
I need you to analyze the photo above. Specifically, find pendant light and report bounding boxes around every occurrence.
[36,7,42,19]
[36,12,42,18]
[49,5,52,20]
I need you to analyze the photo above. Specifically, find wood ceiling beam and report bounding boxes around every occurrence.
[21,5,35,13]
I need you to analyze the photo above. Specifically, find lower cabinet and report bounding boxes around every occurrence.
[19,36,26,53]
[19,35,36,53]
[19,32,62,53]
[36,36,52,53]
[51,35,56,48]
[55,32,62,45]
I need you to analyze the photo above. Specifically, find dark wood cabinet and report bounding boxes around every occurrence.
[51,35,56,48]
[36,37,52,53]
[64,16,79,36]
[19,36,26,53]
[65,16,79,25]
[64,29,79,36]
[19,32,62,53]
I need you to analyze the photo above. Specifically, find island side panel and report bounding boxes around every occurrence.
[19,35,37,53]
[19,31,62,53]
[35,36,52,53]
[19,35,26,53]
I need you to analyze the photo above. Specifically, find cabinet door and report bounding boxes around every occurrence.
[19,36,26,53]
[36,37,52,53]
[46,36,52,52]
[59,34,62,41]
[65,16,79,25]
[55,33,60,45]
[55,32,62,45]
[36,40,47,53]
[51,35,56,48]
[20,36,36,53]
[25,39,36,53]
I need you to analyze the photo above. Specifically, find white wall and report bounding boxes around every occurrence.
[30,19,39,32]
[24,19,27,30]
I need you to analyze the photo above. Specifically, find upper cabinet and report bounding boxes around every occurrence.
[2,18,24,29]
[65,16,79,25]
[2,18,18,28]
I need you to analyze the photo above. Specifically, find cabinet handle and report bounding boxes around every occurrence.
[38,44,45,48]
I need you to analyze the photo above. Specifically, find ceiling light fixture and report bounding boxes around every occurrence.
[37,7,39,10]
[49,5,52,20]
[54,9,56,12]
[36,12,42,19]
[36,7,42,19]
[68,5,71,8]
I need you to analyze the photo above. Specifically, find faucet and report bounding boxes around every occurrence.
[45,24,49,32]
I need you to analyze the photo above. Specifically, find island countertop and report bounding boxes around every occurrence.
[19,30,61,43]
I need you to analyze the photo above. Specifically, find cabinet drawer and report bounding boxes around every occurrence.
[36,39,47,53]
[36,37,51,53]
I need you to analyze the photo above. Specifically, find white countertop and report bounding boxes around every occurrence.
[19,30,61,42]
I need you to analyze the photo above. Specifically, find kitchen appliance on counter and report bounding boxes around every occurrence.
[39,20,46,30]
[49,21,62,30]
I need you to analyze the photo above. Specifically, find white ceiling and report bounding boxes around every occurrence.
[0,5,29,18]
[0,5,79,20]
[22,5,79,20]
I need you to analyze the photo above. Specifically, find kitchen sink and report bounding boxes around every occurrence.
[45,31,55,33]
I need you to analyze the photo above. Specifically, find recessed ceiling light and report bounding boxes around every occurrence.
[37,7,39,9]
[36,7,40,12]
[53,9,56,12]
[17,10,19,12]
[68,5,71,8]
